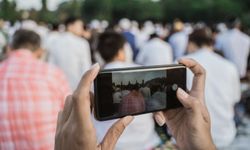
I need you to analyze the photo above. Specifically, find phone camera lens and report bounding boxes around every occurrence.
[172,84,178,91]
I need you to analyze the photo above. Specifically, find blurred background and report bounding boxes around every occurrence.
[1,0,250,150]
[0,0,250,30]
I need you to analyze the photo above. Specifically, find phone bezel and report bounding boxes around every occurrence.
[94,64,186,121]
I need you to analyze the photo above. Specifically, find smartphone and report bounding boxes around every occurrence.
[94,64,186,121]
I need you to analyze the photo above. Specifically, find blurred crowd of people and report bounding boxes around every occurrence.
[0,16,250,150]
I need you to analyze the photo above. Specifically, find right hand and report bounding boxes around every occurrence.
[154,58,216,150]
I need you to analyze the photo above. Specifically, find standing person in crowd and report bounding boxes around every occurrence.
[119,18,138,60]
[218,18,250,78]
[94,31,160,150]
[44,23,61,56]
[136,33,173,66]
[48,17,92,90]
[213,23,228,53]
[184,27,241,149]
[168,19,189,59]
[0,29,71,150]
[119,84,145,115]
[139,80,151,101]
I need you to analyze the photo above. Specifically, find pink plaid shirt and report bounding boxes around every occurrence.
[0,50,71,150]
[119,90,145,115]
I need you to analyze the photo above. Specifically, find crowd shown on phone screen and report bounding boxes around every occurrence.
[111,76,167,115]
[0,16,250,150]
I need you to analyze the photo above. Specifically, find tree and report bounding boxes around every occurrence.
[0,0,19,22]
[57,0,83,22]
[82,0,112,21]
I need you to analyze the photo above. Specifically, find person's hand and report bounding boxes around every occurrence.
[154,58,216,150]
[55,64,134,150]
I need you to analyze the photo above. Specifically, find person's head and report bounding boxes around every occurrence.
[11,29,43,58]
[173,19,184,32]
[119,18,131,31]
[227,17,241,30]
[65,17,84,36]
[187,27,214,53]
[131,84,140,91]
[51,23,59,31]
[149,33,159,40]
[97,31,126,63]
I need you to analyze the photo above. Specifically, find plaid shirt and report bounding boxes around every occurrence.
[119,90,145,115]
[0,50,71,150]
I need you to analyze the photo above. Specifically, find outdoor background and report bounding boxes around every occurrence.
[1,0,250,31]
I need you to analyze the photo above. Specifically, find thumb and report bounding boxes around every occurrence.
[176,88,193,109]
[73,63,100,117]
[101,116,134,150]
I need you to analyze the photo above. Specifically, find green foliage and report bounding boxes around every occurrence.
[0,0,20,22]
[57,0,83,22]
[82,0,112,21]
[111,0,163,22]
[0,0,250,28]
[81,0,163,22]
[161,0,245,22]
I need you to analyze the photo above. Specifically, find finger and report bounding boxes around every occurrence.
[176,88,200,113]
[101,116,134,149]
[154,112,166,126]
[61,95,73,123]
[72,63,100,122]
[55,111,63,135]
[178,58,206,99]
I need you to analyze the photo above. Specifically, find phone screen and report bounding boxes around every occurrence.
[94,66,186,121]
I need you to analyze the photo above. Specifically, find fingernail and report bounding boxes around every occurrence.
[90,63,100,70]
[177,58,184,63]
[123,116,134,126]
[90,63,100,76]
[155,115,165,126]
[177,88,189,99]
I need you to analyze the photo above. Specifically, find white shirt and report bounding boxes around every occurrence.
[214,31,227,51]
[184,48,241,148]
[219,29,250,77]
[44,31,61,51]
[135,30,149,49]
[48,32,92,90]
[93,61,160,150]
[136,38,173,66]
[113,91,122,103]
[124,43,133,63]
[139,87,151,99]
[169,31,188,59]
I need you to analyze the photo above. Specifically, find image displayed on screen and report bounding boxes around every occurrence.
[111,70,167,116]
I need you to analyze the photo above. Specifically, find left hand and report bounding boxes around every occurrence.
[55,64,134,150]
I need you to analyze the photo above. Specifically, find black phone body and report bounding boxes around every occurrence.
[94,64,186,121]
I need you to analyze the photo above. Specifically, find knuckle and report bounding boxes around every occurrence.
[112,124,124,136]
